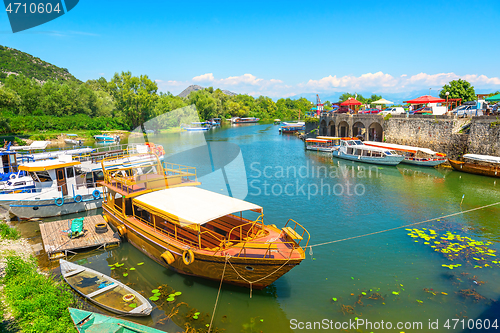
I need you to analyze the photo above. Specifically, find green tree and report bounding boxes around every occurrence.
[0,85,21,111]
[109,71,158,130]
[439,79,476,102]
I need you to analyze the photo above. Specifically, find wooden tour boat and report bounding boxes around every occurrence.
[305,137,340,152]
[60,259,152,316]
[99,154,310,289]
[69,308,165,333]
[449,154,500,178]
[332,138,404,166]
[363,141,446,167]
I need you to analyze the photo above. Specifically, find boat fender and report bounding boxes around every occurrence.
[161,250,175,265]
[182,249,194,265]
[102,215,109,223]
[95,223,108,233]
[92,189,101,199]
[74,194,83,203]
[116,224,127,237]
[55,197,64,207]
[9,173,16,180]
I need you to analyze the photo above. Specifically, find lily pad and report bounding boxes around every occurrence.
[123,273,128,277]
[110,267,115,270]
[332,298,337,302]
[151,289,159,293]
[129,303,137,308]
[149,296,159,301]
[137,262,144,265]
[193,315,198,320]
[361,292,366,295]
[169,294,175,297]
[167,297,175,302]
[154,293,161,297]
[130,267,136,271]
[194,312,200,315]
[174,291,182,296]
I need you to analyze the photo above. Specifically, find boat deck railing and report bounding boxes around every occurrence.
[283,219,311,249]
[101,154,198,195]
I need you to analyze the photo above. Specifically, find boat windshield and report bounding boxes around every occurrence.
[354,140,363,145]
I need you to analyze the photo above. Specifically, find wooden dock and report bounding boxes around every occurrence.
[40,215,120,260]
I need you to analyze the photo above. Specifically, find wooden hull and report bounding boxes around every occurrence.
[69,308,163,333]
[61,259,152,316]
[103,206,304,289]
[449,159,500,178]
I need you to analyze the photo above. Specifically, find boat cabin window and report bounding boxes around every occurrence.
[354,140,363,145]
[372,151,382,157]
[124,198,133,216]
[134,205,151,222]
[114,193,123,213]
[385,151,392,155]
[75,168,85,176]
[362,150,370,156]
[347,148,353,154]
[66,167,74,178]
[356,149,362,156]
[34,171,52,182]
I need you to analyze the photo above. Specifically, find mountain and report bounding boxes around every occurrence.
[0,45,79,83]
[178,85,237,98]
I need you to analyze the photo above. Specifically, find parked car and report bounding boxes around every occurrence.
[380,107,405,115]
[334,106,350,113]
[359,108,380,114]
[451,103,484,117]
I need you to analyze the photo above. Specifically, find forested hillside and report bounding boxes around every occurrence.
[0,45,79,83]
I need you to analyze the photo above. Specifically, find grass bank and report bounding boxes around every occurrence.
[0,222,78,333]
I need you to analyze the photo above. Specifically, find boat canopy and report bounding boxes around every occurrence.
[305,138,330,143]
[363,141,444,156]
[316,136,341,140]
[19,157,80,172]
[134,187,263,227]
[463,154,500,164]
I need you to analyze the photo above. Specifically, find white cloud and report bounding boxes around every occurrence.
[156,72,500,98]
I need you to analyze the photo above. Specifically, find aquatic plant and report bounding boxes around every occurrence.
[406,227,498,269]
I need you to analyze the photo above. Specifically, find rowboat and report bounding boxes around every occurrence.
[69,308,164,333]
[61,260,152,316]
[100,154,310,289]
[363,141,446,167]
[332,138,404,166]
[305,137,340,152]
[449,154,500,178]
[181,122,210,131]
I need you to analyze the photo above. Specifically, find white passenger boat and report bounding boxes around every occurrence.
[332,138,404,166]
[305,137,340,152]
[363,141,447,167]
[283,121,305,126]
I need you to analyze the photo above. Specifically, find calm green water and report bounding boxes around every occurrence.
[26,124,500,332]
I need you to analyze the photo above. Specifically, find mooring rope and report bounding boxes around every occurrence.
[208,255,229,333]
[306,201,500,254]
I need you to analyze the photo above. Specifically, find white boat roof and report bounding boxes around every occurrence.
[26,147,95,161]
[9,141,51,151]
[134,187,263,226]
[463,154,500,163]
[363,141,439,155]
[19,156,80,171]
[306,138,330,142]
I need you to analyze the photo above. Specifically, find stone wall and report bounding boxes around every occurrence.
[317,114,500,158]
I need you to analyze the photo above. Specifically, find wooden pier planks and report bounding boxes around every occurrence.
[39,215,120,259]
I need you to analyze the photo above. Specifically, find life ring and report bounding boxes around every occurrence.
[74,194,83,203]
[161,250,175,265]
[55,197,64,206]
[95,223,108,233]
[182,249,194,265]
[122,294,135,302]
[9,174,16,180]
[92,189,101,199]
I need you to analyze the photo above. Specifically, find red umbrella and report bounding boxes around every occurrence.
[341,97,362,106]
[403,95,445,104]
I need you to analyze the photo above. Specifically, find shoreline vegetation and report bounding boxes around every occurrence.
[0,68,312,137]
[0,220,78,333]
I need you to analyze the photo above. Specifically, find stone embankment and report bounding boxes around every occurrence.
[315,114,500,159]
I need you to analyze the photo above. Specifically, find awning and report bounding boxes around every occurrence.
[372,98,394,105]
[341,98,362,106]
[404,95,445,104]
[133,187,263,227]
[485,94,500,102]
[463,154,500,164]
[306,139,330,143]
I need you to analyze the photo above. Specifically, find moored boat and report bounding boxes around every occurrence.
[94,134,120,142]
[61,260,152,316]
[449,154,500,178]
[363,141,446,167]
[305,137,340,152]
[279,124,305,133]
[332,138,404,166]
[100,155,310,289]
[69,308,164,333]
[231,117,260,124]
[181,122,210,131]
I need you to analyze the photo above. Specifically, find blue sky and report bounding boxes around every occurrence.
[1,0,500,98]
